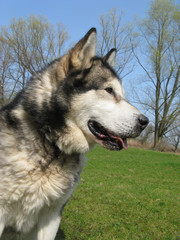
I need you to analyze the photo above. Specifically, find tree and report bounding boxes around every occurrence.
[97,9,136,78]
[132,0,180,149]
[0,35,13,105]
[138,123,154,144]
[169,116,180,152]
[0,15,69,105]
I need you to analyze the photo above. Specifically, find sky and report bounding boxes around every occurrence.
[3,0,174,120]
[0,0,179,124]
[0,0,150,43]
[0,0,153,114]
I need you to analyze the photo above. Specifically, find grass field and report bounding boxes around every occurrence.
[56,147,180,240]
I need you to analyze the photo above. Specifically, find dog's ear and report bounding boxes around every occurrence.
[69,28,96,70]
[103,48,117,67]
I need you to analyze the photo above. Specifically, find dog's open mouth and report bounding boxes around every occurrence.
[88,120,127,151]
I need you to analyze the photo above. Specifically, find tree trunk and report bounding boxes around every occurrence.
[174,137,179,152]
[0,81,4,107]
[154,124,159,150]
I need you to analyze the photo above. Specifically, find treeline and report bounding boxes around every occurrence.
[0,15,69,104]
[0,0,179,151]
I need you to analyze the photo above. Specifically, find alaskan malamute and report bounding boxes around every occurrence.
[0,28,149,240]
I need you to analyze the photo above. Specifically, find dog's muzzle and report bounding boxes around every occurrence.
[88,114,149,151]
[137,114,149,130]
[88,120,127,151]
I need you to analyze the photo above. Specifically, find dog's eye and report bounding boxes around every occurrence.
[105,87,115,96]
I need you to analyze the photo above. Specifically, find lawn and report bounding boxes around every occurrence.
[56,147,180,240]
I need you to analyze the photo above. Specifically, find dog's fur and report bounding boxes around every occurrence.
[0,28,148,240]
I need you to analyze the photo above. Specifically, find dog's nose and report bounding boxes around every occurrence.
[138,114,149,129]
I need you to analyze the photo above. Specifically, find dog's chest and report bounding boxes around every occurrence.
[3,154,86,233]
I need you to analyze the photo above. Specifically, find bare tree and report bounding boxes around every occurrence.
[0,15,69,103]
[138,123,154,144]
[0,35,13,105]
[169,116,180,152]
[131,0,180,149]
[97,9,136,78]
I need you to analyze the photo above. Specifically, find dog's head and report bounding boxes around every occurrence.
[56,28,149,153]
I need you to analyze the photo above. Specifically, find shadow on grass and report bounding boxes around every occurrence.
[55,228,66,240]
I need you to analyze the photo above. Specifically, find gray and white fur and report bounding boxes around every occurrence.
[0,28,148,240]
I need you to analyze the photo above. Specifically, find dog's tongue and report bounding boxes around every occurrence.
[108,134,127,149]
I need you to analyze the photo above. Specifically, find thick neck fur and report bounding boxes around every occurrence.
[0,59,90,168]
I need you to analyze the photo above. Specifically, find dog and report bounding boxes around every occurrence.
[0,28,149,240]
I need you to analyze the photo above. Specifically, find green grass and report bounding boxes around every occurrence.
[56,147,180,240]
